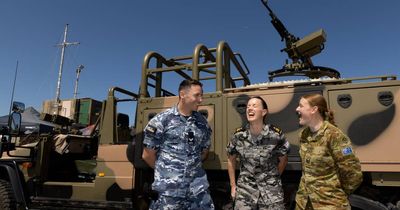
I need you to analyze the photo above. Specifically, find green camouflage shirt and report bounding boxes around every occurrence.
[295,121,363,210]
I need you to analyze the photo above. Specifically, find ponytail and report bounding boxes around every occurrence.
[325,110,336,126]
[302,93,336,126]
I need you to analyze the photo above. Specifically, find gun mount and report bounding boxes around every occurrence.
[261,0,340,81]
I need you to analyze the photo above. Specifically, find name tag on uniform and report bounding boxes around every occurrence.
[342,147,353,156]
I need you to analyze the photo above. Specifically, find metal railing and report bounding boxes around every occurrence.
[139,41,251,98]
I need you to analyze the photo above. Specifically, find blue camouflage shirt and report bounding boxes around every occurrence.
[143,105,212,198]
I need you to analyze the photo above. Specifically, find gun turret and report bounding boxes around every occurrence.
[261,0,340,81]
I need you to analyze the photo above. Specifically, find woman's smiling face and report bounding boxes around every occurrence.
[296,97,315,126]
[246,98,267,123]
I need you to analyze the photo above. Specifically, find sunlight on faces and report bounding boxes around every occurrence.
[180,85,203,112]
[296,98,318,126]
[246,98,267,123]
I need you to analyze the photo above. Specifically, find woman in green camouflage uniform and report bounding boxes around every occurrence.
[226,96,290,210]
[295,93,363,210]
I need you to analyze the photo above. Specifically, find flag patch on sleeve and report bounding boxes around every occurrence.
[342,147,353,156]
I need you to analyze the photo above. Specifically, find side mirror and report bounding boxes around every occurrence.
[9,101,25,136]
[12,101,25,113]
[9,112,22,136]
[0,102,24,157]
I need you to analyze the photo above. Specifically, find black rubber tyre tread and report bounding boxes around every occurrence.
[0,179,16,210]
[349,194,388,210]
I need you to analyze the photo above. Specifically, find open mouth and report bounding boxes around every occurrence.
[296,111,302,119]
[247,111,255,118]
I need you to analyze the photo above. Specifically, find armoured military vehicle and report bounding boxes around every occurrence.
[132,46,400,209]
[132,1,400,209]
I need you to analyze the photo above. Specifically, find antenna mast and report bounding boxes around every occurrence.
[54,24,79,114]
[73,64,84,99]
[8,61,19,116]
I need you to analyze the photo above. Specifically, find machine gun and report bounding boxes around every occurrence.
[261,0,340,81]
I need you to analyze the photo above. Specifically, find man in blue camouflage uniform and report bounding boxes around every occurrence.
[227,96,290,210]
[142,79,215,210]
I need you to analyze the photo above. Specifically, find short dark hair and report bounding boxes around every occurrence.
[178,79,203,92]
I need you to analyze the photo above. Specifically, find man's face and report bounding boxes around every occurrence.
[180,85,203,112]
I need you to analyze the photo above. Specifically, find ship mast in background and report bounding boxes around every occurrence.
[53,24,79,114]
[73,64,84,99]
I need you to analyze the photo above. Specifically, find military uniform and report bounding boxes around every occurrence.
[226,124,290,210]
[144,105,214,210]
[295,121,363,210]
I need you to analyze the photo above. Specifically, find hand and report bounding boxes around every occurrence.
[230,185,236,200]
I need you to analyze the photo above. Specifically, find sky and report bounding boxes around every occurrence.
[1,0,399,125]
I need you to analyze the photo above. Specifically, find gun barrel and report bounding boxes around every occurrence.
[261,0,296,43]
[261,0,273,14]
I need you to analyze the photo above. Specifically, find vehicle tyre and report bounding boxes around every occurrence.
[0,179,16,210]
[349,194,388,210]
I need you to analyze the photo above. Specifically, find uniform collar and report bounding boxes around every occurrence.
[171,105,180,116]
[245,123,270,138]
[303,121,329,142]
[172,105,198,120]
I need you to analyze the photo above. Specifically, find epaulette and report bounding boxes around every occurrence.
[270,124,282,135]
[234,127,246,134]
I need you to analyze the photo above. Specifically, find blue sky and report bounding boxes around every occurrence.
[1,0,399,125]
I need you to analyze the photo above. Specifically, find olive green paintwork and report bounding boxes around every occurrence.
[3,87,138,208]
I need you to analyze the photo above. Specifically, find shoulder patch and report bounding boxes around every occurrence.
[342,146,353,156]
[270,124,282,135]
[234,127,246,134]
[145,125,157,134]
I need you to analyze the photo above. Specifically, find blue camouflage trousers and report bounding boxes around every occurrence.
[149,190,215,210]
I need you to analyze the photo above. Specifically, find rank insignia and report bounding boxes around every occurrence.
[270,124,282,135]
[234,127,245,134]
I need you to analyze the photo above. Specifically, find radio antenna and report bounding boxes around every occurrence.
[8,60,19,116]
